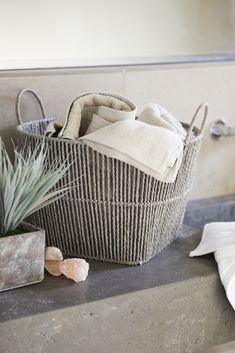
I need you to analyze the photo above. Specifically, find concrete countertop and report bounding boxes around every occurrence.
[0,224,215,323]
[1,195,235,353]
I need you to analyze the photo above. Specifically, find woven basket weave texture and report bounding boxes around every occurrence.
[15,89,207,265]
[16,119,202,265]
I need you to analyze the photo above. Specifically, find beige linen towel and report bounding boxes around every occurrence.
[85,114,112,135]
[80,120,183,183]
[138,103,186,140]
[46,92,137,139]
[46,93,184,182]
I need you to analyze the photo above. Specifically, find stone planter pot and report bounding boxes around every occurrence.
[0,222,45,292]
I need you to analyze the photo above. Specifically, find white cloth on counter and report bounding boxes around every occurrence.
[45,93,186,183]
[138,103,187,140]
[46,92,137,139]
[190,222,235,310]
[80,120,183,183]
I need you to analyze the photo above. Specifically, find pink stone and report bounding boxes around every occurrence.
[44,247,63,276]
[44,260,62,276]
[45,247,63,261]
[59,259,89,282]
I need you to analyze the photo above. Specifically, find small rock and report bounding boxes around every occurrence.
[45,260,62,276]
[45,246,63,276]
[45,247,63,261]
[44,247,89,282]
[59,259,89,282]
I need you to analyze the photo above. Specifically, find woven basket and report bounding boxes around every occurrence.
[15,89,208,265]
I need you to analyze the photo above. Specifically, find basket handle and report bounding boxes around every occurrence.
[185,103,208,143]
[16,88,46,124]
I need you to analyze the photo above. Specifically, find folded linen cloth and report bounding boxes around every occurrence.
[138,103,186,140]
[46,92,137,139]
[190,222,235,310]
[80,119,183,183]
[85,114,112,135]
[46,93,184,182]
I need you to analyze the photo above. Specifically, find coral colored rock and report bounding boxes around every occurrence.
[45,247,63,276]
[59,259,89,282]
[45,246,63,261]
[44,247,89,282]
[45,260,62,276]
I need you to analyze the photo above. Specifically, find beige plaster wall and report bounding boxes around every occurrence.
[0,62,235,199]
[1,0,235,69]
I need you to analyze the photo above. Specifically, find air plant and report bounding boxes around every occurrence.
[0,138,69,237]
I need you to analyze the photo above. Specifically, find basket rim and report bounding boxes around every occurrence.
[16,117,203,145]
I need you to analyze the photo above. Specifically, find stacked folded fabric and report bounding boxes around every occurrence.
[46,93,187,183]
[190,222,235,310]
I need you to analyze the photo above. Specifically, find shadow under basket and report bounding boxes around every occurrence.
[15,89,208,265]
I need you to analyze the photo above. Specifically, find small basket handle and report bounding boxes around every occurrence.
[185,103,208,143]
[16,88,46,125]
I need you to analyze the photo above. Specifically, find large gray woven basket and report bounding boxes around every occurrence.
[15,89,208,265]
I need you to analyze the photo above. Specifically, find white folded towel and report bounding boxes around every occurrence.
[46,92,137,139]
[190,222,235,310]
[138,103,186,140]
[46,93,184,182]
[80,120,183,183]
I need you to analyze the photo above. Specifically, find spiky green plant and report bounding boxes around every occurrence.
[0,138,70,236]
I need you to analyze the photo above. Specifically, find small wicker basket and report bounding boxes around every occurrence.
[16,89,208,265]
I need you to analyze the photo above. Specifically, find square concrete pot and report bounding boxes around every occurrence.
[0,222,45,292]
